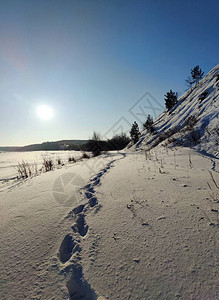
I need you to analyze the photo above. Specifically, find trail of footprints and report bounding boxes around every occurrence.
[58,155,125,299]
[59,187,99,299]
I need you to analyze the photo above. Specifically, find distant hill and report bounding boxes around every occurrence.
[0,146,19,152]
[0,140,88,152]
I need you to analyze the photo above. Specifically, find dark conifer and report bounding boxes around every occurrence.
[143,115,154,133]
[191,65,204,84]
[130,121,140,144]
[164,90,178,111]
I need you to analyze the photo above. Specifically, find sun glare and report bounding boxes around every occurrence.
[37,105,54,120]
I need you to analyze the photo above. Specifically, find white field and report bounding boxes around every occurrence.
[0,146,218,299]
[0,150,84,180]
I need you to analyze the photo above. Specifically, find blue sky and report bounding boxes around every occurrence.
[0,0,218,146]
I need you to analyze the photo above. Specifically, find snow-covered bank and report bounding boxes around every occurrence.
[132,64,219,158]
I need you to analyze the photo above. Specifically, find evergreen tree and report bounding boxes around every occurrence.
[191,65,204,84]
[164,90,178,111]
[143,115,154,133]
[130,121,140,144]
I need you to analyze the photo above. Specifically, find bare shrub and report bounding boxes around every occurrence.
[57,158,62,166]
[81,152,90,159]
[43,157,54,172]
[16,161,30,178]
[16,161,38,178]
[188,129,201,144]
[199,91,208,101]
[158,127,177,144]
[68,156,76,163]
[186,115,198,131]
[158,132,168,143]
[167,137,176,144]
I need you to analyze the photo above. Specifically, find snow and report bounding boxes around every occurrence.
[0,147,218,299]
[0,152,121,299]
[0,150,82,180]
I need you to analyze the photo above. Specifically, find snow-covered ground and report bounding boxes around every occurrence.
[0,151,122,299]
[0,147,218,299]
[83,147,219,299]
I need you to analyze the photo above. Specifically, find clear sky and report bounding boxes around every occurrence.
[0,0,218,146]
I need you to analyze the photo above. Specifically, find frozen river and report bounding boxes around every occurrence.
[0,150,81,180]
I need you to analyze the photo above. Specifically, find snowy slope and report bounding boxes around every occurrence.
[134,64,219,157]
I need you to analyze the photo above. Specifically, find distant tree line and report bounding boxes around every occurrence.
[81,132,131,156]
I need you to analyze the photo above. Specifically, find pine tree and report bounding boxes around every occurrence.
[164,90,178,111]
[191,65,204,84]
[143,115,154,133]
[130,121,140,144]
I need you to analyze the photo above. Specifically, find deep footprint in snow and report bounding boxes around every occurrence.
[66,263,96,300]
[92,177,100,186]
[59,234,76,263]
[73,204,85,215]
[88,187,95,193]
[88,197,98,207]
[85,192,93,199]
[75,214,89,237]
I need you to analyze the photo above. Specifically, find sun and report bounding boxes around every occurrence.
[37,105,54,120]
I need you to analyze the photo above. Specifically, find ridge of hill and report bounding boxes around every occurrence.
[0,139,88,152]
[133,64,219,157]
